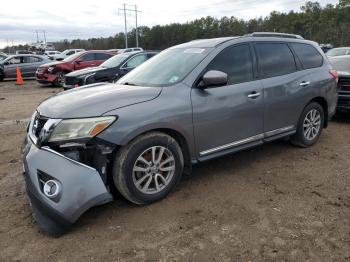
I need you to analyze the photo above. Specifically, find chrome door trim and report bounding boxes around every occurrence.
[199,125,295,156]
[264,125,295,137]
[199,134,264,156]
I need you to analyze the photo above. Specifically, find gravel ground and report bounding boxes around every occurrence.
[0,80,349,262]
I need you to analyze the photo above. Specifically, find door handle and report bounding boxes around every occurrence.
[247,92,261,99]
[299,81,310,87]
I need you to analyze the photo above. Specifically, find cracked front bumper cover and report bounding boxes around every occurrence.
[22,136,113,234]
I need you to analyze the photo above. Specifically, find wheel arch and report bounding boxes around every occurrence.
[115,127,194,175]
[309,96,328,128]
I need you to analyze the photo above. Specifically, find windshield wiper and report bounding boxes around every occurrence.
[121,82,139,86]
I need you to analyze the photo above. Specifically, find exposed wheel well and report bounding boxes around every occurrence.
[309,97,328,128]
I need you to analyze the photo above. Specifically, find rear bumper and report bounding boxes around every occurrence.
[22,136,113,231]
[337,93,350,110]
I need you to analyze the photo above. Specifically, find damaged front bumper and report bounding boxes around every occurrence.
[22,136,113,235]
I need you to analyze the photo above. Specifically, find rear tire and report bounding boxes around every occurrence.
[291,102,324,147]
[113,132,184,205]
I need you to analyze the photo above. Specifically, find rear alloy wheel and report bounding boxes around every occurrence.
[113,132,184,205]
[291,102,324,147]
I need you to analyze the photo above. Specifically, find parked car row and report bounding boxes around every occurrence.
[22,34,339,236]
[63,51,158,89]
[35,50,115,86]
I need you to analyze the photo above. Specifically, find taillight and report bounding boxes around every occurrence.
[329,70,339,83]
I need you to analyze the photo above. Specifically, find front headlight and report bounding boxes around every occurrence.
[47,66,55,72]
[48,116,116,142]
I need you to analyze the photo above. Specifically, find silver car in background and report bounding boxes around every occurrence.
[0,54,50,80]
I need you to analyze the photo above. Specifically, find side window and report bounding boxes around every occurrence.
[95,53,112,60]
[147,53,156,58]
[290,43,323,69]
[125,54,148,68]
[80,53,95,61]
[25,56,41,63]
[206,44,254,85]
[256,43,296,78]
[66,51,75,56]
[7,57,22,64]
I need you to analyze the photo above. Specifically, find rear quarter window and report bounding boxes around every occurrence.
[290,43,323,69]
[256,43,297,78]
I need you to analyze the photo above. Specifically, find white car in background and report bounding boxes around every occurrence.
[44,51,61,60]
[52,49,85,61]
[328,47,350,73]
[327,47,350,57]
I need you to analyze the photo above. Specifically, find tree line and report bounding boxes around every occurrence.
[2,0,350,53]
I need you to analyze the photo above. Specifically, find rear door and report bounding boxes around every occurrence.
[255,42,303,137]
[95,53,113,66]
[23,56,44,76]
[74,53,96,70]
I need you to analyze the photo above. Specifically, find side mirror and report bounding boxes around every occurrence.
[75,59,82,64]
[199,70,228,88]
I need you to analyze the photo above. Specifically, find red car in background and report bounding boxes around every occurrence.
[36,50,115,86]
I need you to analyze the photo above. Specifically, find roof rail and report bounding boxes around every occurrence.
[246,32,304,39]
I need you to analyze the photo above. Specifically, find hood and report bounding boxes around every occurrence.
[40,61,65,68]
[37,83,162,118]
[66,67,106,77]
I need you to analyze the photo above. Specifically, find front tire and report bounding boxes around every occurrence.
[113,132,184,205]
[291,102,324,147]
[53,72,66,87]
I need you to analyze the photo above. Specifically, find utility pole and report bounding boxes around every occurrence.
[35,30,39,43]
[43,30,47,43]
[119,4,142,48]
[135,5,139,48]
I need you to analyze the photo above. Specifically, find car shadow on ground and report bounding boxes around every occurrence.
[71,138,296,234]
[332,111,350,124]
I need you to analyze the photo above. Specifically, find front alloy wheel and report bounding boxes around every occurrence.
[133,146,176,194]
[113,132,184,205]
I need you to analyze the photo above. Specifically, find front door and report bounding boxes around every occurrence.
[191,44,264,158]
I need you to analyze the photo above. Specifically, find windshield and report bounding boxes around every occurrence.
[327,48,349,57]
[101,54,129,68]
[61,50,70,55]
[63,52,82,62]
[118,48,211,87]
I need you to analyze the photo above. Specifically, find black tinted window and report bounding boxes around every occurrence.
[81,53,95,61]
[207,44,253,85]
[256,43,296,78]
[95,53,112,60]
[291,43,323,69]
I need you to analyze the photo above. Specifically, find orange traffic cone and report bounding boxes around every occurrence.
[15,66,24,85]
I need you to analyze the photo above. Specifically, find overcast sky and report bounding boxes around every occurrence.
[0,0,339,48]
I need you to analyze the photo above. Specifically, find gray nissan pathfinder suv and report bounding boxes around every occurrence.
[22,35,338,236]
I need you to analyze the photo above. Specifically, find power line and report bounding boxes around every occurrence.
[119,4,142,48]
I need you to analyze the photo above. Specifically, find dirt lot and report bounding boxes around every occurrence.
[0,80,349,262]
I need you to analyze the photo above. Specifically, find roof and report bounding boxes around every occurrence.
[172,37,238,48]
